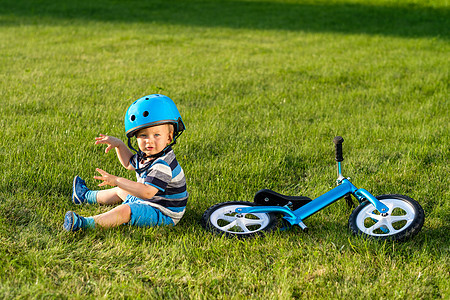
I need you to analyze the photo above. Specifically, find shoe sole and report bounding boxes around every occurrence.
[64,211,75,231]
[72,176,82,205]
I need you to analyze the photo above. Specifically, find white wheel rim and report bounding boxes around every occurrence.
[209,204,271,234]
[356,198,416,237]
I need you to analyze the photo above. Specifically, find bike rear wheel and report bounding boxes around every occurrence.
[201,201,278,238]
[349,194,424,242]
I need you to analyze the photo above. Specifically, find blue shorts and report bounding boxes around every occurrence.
[123,195,174,227]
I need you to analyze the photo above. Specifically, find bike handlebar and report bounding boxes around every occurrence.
[333,136,344,162]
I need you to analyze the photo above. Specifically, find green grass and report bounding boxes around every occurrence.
[0,0,449,298]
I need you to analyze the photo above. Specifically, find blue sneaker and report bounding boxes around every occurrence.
[72,176,89,204]
[63,211,83,232]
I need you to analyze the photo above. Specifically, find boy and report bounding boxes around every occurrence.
[63,94,187,231]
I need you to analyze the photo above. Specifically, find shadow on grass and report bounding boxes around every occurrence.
[1,0,448,39]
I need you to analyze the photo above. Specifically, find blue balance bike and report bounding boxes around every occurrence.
[201,137,425,241]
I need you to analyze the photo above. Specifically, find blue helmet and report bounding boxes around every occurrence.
[124,94,185,138]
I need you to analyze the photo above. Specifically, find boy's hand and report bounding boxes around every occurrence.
[95,134,124,153]
[94,168,118,187]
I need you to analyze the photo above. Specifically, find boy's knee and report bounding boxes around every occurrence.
[120,204,131,216]
[116,188,130,201]
[115,204,132,223]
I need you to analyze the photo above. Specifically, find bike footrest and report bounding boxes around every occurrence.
[297,220,308,231]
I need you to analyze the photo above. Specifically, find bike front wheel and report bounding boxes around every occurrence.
[349,194,424,242]
[201,201,278,238]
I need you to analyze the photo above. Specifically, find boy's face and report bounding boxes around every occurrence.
[135,124,173,157]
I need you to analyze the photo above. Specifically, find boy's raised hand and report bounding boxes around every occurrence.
[95,134,124,153]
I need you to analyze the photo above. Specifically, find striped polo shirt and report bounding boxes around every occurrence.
[130,147,188,224]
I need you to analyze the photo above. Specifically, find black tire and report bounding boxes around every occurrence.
[201,201,278,238]
[349,194,424,242]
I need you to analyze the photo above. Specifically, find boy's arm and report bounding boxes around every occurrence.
[94,168,158,199]
[95,134,135,170]
[114,142,135,170]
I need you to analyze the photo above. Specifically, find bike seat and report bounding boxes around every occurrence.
[253,189,312,210]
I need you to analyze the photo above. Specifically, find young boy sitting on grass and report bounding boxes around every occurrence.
[63,94,187,231]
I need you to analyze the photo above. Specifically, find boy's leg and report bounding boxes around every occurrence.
[96,187,129,205]
[73,175,129,206]
[92,204,131,228]
[64,205,131,231]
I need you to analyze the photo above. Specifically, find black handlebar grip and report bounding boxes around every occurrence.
[333,136,344,162]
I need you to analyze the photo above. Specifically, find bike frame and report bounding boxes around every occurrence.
[235,161,390,230]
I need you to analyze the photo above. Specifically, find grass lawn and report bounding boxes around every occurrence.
[0,0,449,298]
